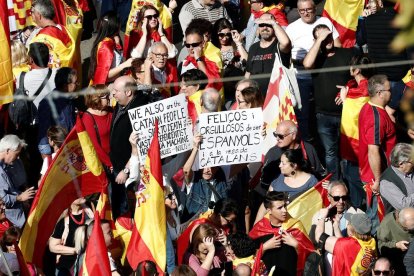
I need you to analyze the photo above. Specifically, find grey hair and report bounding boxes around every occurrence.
[327,180,348,195]
[149,41,167,54]
[201,88,221,112]
[368,74,388,97]
[0,135,27,152]
[390,143,413,167]
[235,79,260,91]
[33,0,56,20]
[297,0,315,6]
[398,207,414,227]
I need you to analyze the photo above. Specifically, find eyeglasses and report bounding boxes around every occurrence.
[144,14,159,20]
[378,89,391,94]
[273,131,294,140]
[298,8,315,14]
[373,270,391,276]
[165,193,174,200]
[152,52,168,59]
[258,23,273,28]
[221,215,233,224]
[218,32,232,38]
[329,194,349,202]
[184,41,202,48]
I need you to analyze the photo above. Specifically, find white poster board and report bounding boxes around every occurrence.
[128,94,193,162]
[198,108,263,168]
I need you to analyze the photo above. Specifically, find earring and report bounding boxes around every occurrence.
[291,170,296,176]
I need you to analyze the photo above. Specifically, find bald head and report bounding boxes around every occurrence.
[234,264,251,276]
[112,75,137,106]
[274,120,298,148]
[201,88,221,113]
[399,207,414,231]
[372,257,394,276]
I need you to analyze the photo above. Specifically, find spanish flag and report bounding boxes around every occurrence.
[124,0,173,58]
[249,216,314,276]
[286,174,332,234]
[81,212,112,276]
[20,116,107,267]
[115,215,134,266]
[30,24,76,68]
[0,0,13,105]
[14,241,31,276]
[340,79,369,162]
[322,0,364,48]
[126,121,166,272]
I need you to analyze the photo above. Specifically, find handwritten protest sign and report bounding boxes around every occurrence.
[128,94,193,162]
[198,108,263,168]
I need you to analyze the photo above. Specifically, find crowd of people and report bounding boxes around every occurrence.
[1,0,414,275]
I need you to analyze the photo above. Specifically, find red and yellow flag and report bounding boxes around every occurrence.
[322,0,364,48]
[20,116,107,267]
[340,79,369,162]
[286,174,332,234]
[14,241,31,276]
[126,120,166,272]
[124,0,173,58]
[7,0,33,32]
[262,65,297,157]
[81,212,112,276]
[0,0,13,105]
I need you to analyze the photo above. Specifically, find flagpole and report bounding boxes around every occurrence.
[0,248,13,276]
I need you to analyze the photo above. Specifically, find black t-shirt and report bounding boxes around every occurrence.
[51,213,84,270]
[312,47,354,116]
[246,39,291,96]
[255,227,298,276]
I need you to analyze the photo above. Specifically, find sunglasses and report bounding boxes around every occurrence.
[145,14,159,20]
[373,270,391,276]
[185,41,202,48]
[298,8,315,14]
[218,32,232,38]
[329,194,349,202]
[273,132,293,140]
[165,193,174,200]
[258,23,272,28]
[4,240,16,246]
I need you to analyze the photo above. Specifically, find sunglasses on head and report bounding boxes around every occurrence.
[165,193,174,200]
[329,194,349,202]
[258,23,272,28]
[373,270,391,276]
[145,14,159,20]
[185,41,202,48]
[218,32,232,38]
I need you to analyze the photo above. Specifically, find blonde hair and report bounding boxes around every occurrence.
[11,40,29,67]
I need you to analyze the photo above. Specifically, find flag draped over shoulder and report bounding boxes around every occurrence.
[14,242,31,276]
[322,0,364,48]
[287,174,332,234]
[124,0,173,58]
[127,121,166,272]
[7,0,33,33]
[0,0,13,105]
[262,60,297,156]
[340,79,369,162]
[20,116,107,267]
[81,212,112,276]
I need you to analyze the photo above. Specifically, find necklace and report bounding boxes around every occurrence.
[69,209,85,225]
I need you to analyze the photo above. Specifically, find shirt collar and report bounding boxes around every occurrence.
[392,166,413,178]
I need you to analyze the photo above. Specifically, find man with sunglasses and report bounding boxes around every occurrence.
[377,207,414,276]
[309,181,364,275]
[371,257,395,276]
[245,13,291,97]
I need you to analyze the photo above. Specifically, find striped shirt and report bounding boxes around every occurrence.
[179,0,231,33]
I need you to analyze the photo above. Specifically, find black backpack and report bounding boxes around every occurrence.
[9,69,52,129]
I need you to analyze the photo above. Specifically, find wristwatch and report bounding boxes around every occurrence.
[123,168,130,175]
[196,57,203,62]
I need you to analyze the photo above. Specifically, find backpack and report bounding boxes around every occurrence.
[9,69,52,129]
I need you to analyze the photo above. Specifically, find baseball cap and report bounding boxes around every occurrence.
[344,213,372,234]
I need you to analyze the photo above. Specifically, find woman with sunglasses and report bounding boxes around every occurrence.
[211,19,247,71]
[81,85,113,170]
[130,5,177,60]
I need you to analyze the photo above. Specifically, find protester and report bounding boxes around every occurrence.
[171,264,197,276]
[380,143,414,213]
[130,5,177,59]
[10,40,30,80]
[237,86,264,110]
[0,135,34,228]
[82,85,113,169]
[179,69,208,120]
[89,12,132,85]
[371,257,395,276]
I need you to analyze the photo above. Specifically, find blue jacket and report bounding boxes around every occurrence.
[186,168,230,217]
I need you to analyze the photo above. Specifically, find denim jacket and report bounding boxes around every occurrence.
[186,168,230,217]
